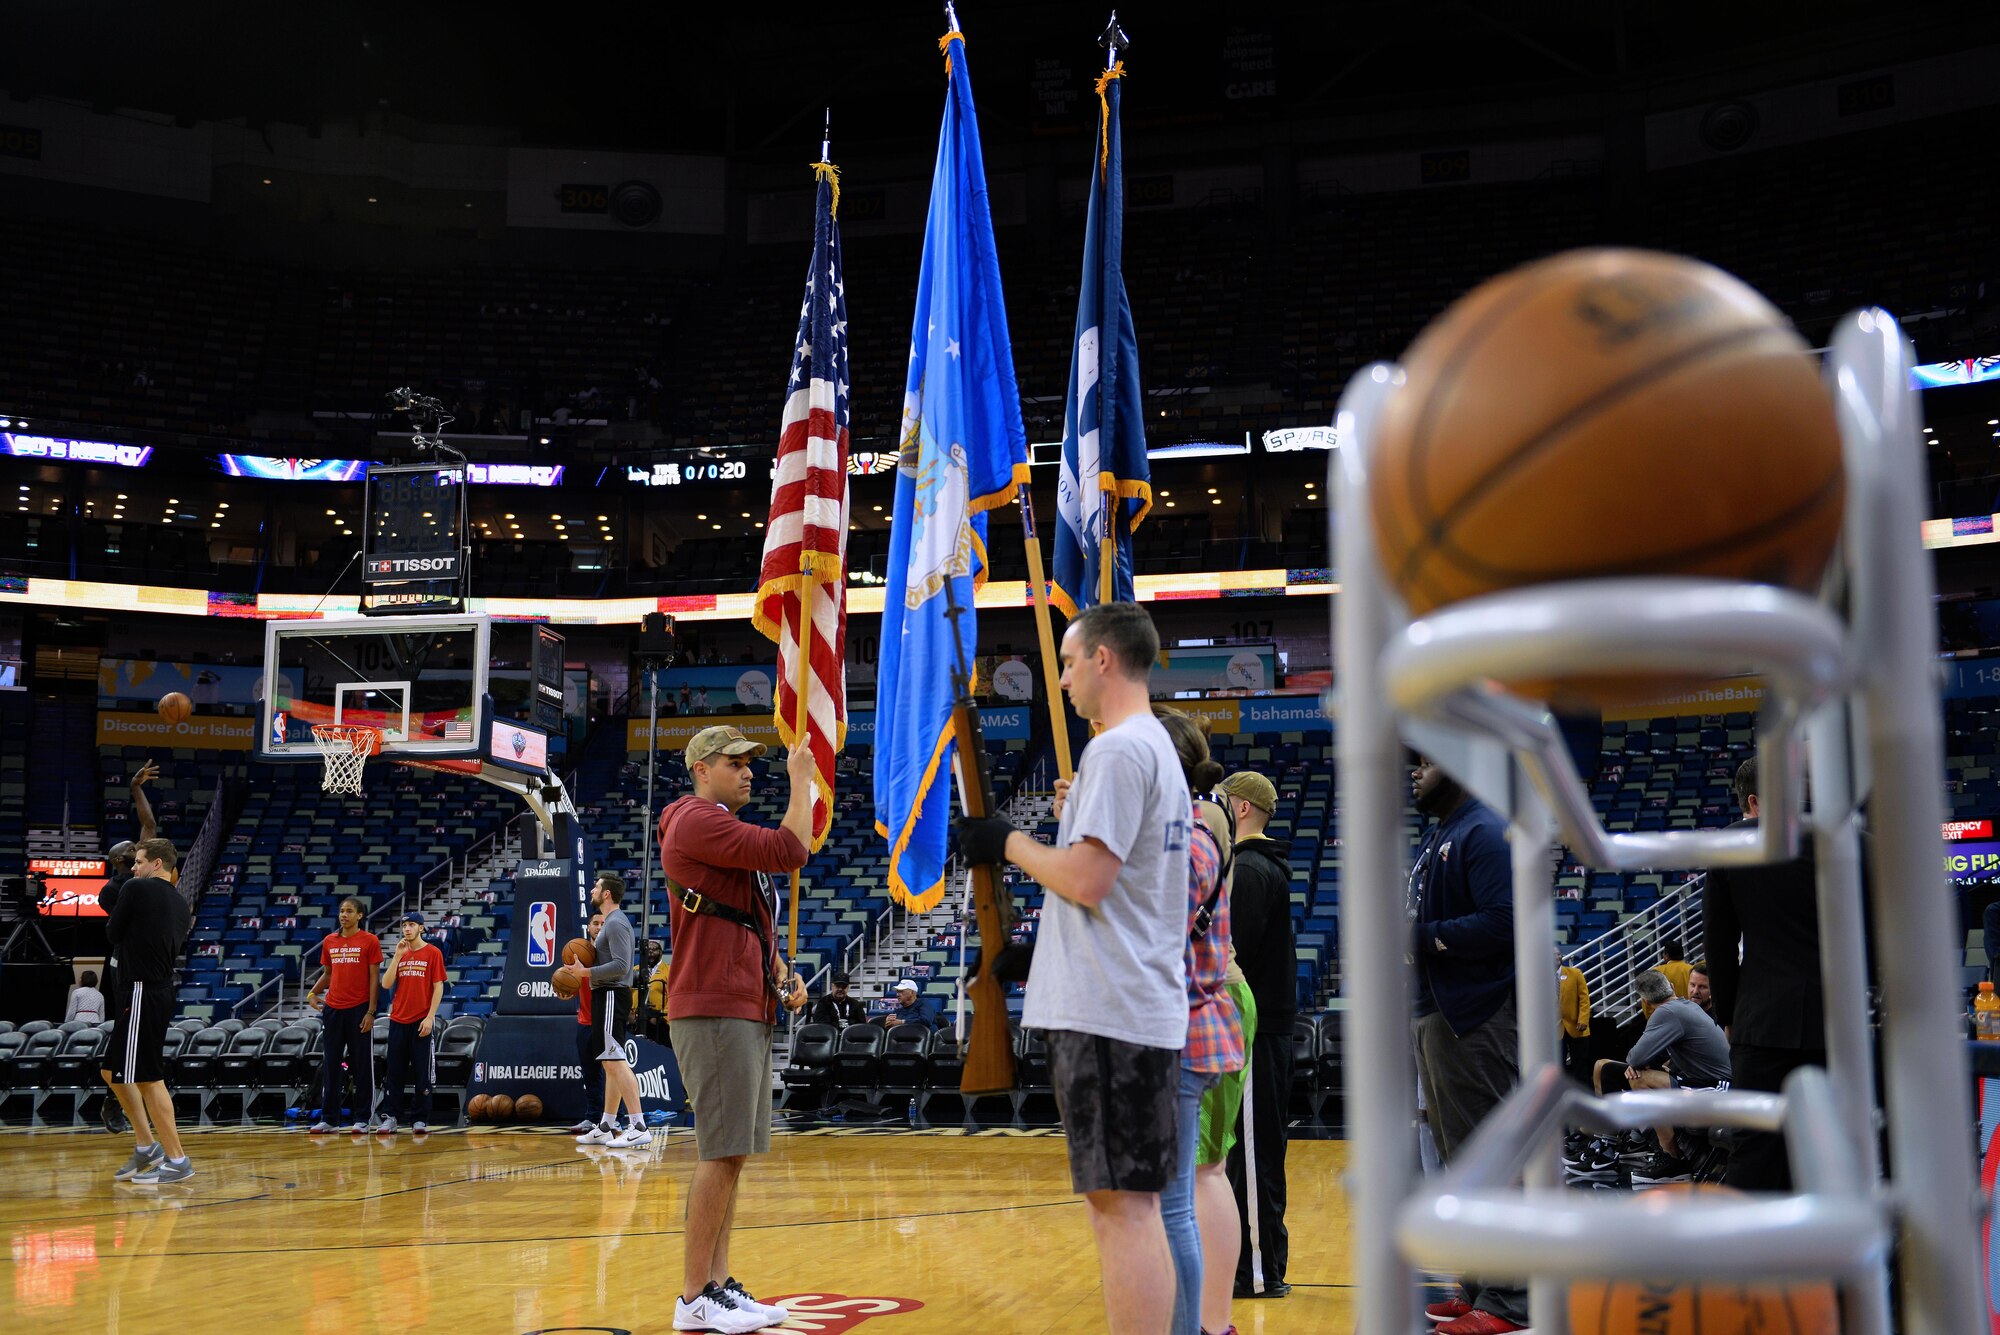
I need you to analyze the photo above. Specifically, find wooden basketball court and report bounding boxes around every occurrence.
[0,1125,1353,1334]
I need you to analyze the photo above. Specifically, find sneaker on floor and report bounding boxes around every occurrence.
[1632,1151,1693,1186]
[575,1123,616,1145]
[411,1121,429,1135]
[1615,1130,1655,1163]
[1426,1298,1475,1324]
[1232,1279,1291,1299]
[1435,1311,1530,1334]
[724,1278,788,1324]
[308,1121,333,1134]
[672,1281,771,1334]
[606,1128,643,1149]
[375,1116,396,1134]
[567,1119,596,1135]
[130,1157,195,1185]
[621,1126,653,1147]
[349,1121,369,1134]
[113,1144,165,1181]
[1562,1140,1621,1179]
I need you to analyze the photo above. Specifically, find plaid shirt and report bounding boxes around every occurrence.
[1183,809,1245,1075]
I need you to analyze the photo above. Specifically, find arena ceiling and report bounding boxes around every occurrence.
[1,2,1985,157]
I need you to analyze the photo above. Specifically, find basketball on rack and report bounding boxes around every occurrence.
[158,692,193,723]
[549,963,584,999]
[466,1094,489,1121]
[1568,1188,1839,1333]
[561,938,596,968]
[486,1094,514,1120]
[514,1094,543,1120]
[1369,249,1844,622]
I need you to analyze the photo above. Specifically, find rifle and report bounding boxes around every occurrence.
[950,691,1018,1094]
[941,578,1017,1096]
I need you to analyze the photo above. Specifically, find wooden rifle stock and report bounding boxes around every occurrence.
[952,698,1017,1095]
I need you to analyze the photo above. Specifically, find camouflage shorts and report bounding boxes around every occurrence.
[1046,1028,1180,1194]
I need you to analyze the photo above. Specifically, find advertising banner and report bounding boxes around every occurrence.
[467,1018,682,1122]
[1944,838,2000,887]
[96,711,257,750]
[99,658,267,709]
[1155,645,1277,694]
[1602,677,1765,722]
[1236,695,1332,733]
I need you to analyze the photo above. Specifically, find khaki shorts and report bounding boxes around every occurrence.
[675,1017,774,1160]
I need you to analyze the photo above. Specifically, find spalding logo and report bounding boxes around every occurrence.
[520,860,566,876]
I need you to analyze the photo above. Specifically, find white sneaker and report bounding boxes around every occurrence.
[308,1121,333,1134]
[411,1121,429,1134]
[724,1278,788,1325]
[375,1116,396,1134]
[672,1283,770,1334]
[575,1123,615,1145]
[621,1125,653,1146]
[606,1127,642,1148]
[349,1121,369,1134]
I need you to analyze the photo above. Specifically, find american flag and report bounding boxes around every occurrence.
[752,161,850,850]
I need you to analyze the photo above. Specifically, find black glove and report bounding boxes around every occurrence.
[992,940,1036,984]
[956,814,1016,867]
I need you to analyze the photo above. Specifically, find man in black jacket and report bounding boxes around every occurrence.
[100,838,193,1184]
[1406,758,1527,1334]
[1702,756,1825,1191]
[1216,770,1296,1299]
[805,971,869,1029]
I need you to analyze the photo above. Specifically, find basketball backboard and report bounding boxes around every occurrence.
[260,613,489,760]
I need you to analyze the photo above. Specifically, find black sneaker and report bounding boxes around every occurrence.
[1563,1138,1620,1179]
[1615,1130,1656,1163]
[1631,1150,1693,1186]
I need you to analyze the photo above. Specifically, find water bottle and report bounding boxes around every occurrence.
[907,1096,919,1127]
[1975,981,2000,1042]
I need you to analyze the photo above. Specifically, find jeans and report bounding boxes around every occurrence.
[1164,1064,1218,1335]
[319,1003,374,1124]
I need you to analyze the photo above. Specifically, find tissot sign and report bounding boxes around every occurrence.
[366,554,461,581]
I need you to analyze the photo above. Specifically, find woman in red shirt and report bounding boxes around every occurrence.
[305,896,381,1134]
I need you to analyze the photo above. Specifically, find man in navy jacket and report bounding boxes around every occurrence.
[1406,757,1527,1335]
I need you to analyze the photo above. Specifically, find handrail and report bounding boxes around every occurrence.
[231,970,284,1021]
[1560,874,1705,1028]
[1398,1065,1883,1281]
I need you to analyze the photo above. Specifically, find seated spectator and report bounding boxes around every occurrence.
[883,979,942,1030]
[642,940,671,1045]
[67,969,106,1023]
[805,970,868,1029]
[1594,970,1731,1183]
[1656,937,1693,1000]
[1687,961,1713,1017]
[1556,948,1589,1084]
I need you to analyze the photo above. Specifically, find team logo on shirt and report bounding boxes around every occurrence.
[1164,818,1189,853]
[1440,840,1453,862]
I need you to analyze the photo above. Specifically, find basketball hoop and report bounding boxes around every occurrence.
[311,723,383,796]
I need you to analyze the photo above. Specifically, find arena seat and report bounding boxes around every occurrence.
[34,1029,110,1123]
[781,1023,839,1110]
[879,1024,934,1096]
[172,1026,230,1089]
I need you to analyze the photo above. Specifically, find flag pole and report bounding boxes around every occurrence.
[788,572,813,964]
[1096,10,1128,612]
[1015,488,1073,781]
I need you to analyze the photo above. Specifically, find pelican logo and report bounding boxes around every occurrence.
[741,1295,926,1331]
[903,440,973,610]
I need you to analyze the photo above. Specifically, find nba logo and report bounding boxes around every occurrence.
[271,711,288,747]
[526,901,556,968]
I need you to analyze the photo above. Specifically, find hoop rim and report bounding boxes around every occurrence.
[310,722,385,756]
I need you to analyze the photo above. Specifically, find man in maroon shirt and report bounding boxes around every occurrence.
[661,724,813,1334]
[376,911,447,1133]
[305,896,381,1134]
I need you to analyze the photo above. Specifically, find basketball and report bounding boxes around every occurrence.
[515,1094,543,1120]
[466,1094,489,1121]
[487,1094,514,1119]
[550,963,583,999]
[158,692,193,724]
[562,938,596,968]
[1568,1187,1840,1334]
[1369,249,1844,624]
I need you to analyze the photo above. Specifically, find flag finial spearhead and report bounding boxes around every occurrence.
[1098,11,1129,70]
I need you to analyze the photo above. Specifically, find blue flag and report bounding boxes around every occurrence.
[1052,65,1152,619]
[874,28,1031,912]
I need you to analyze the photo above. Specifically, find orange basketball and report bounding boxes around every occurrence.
[487,1094,514,1119]
[1370,249,1843,626]
[550,963,583,999]
[1568,1186,1841,1334]
[466,1094,489,1121]
[562,938,596,968]
[515,1094,543,1120]
[158,692,193,724]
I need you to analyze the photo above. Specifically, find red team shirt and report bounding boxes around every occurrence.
[388,942,447,1024]
[320,930,383,1009]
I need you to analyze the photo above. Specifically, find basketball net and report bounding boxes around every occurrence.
[311,723,382,796]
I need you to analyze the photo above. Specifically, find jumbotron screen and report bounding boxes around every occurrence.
[31,856,109,917]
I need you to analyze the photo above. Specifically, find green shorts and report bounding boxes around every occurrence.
[1197,978,1258,1164]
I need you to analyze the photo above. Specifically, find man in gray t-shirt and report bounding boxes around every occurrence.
[958,602,1186,1335]
[1597,969,1733,1181]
